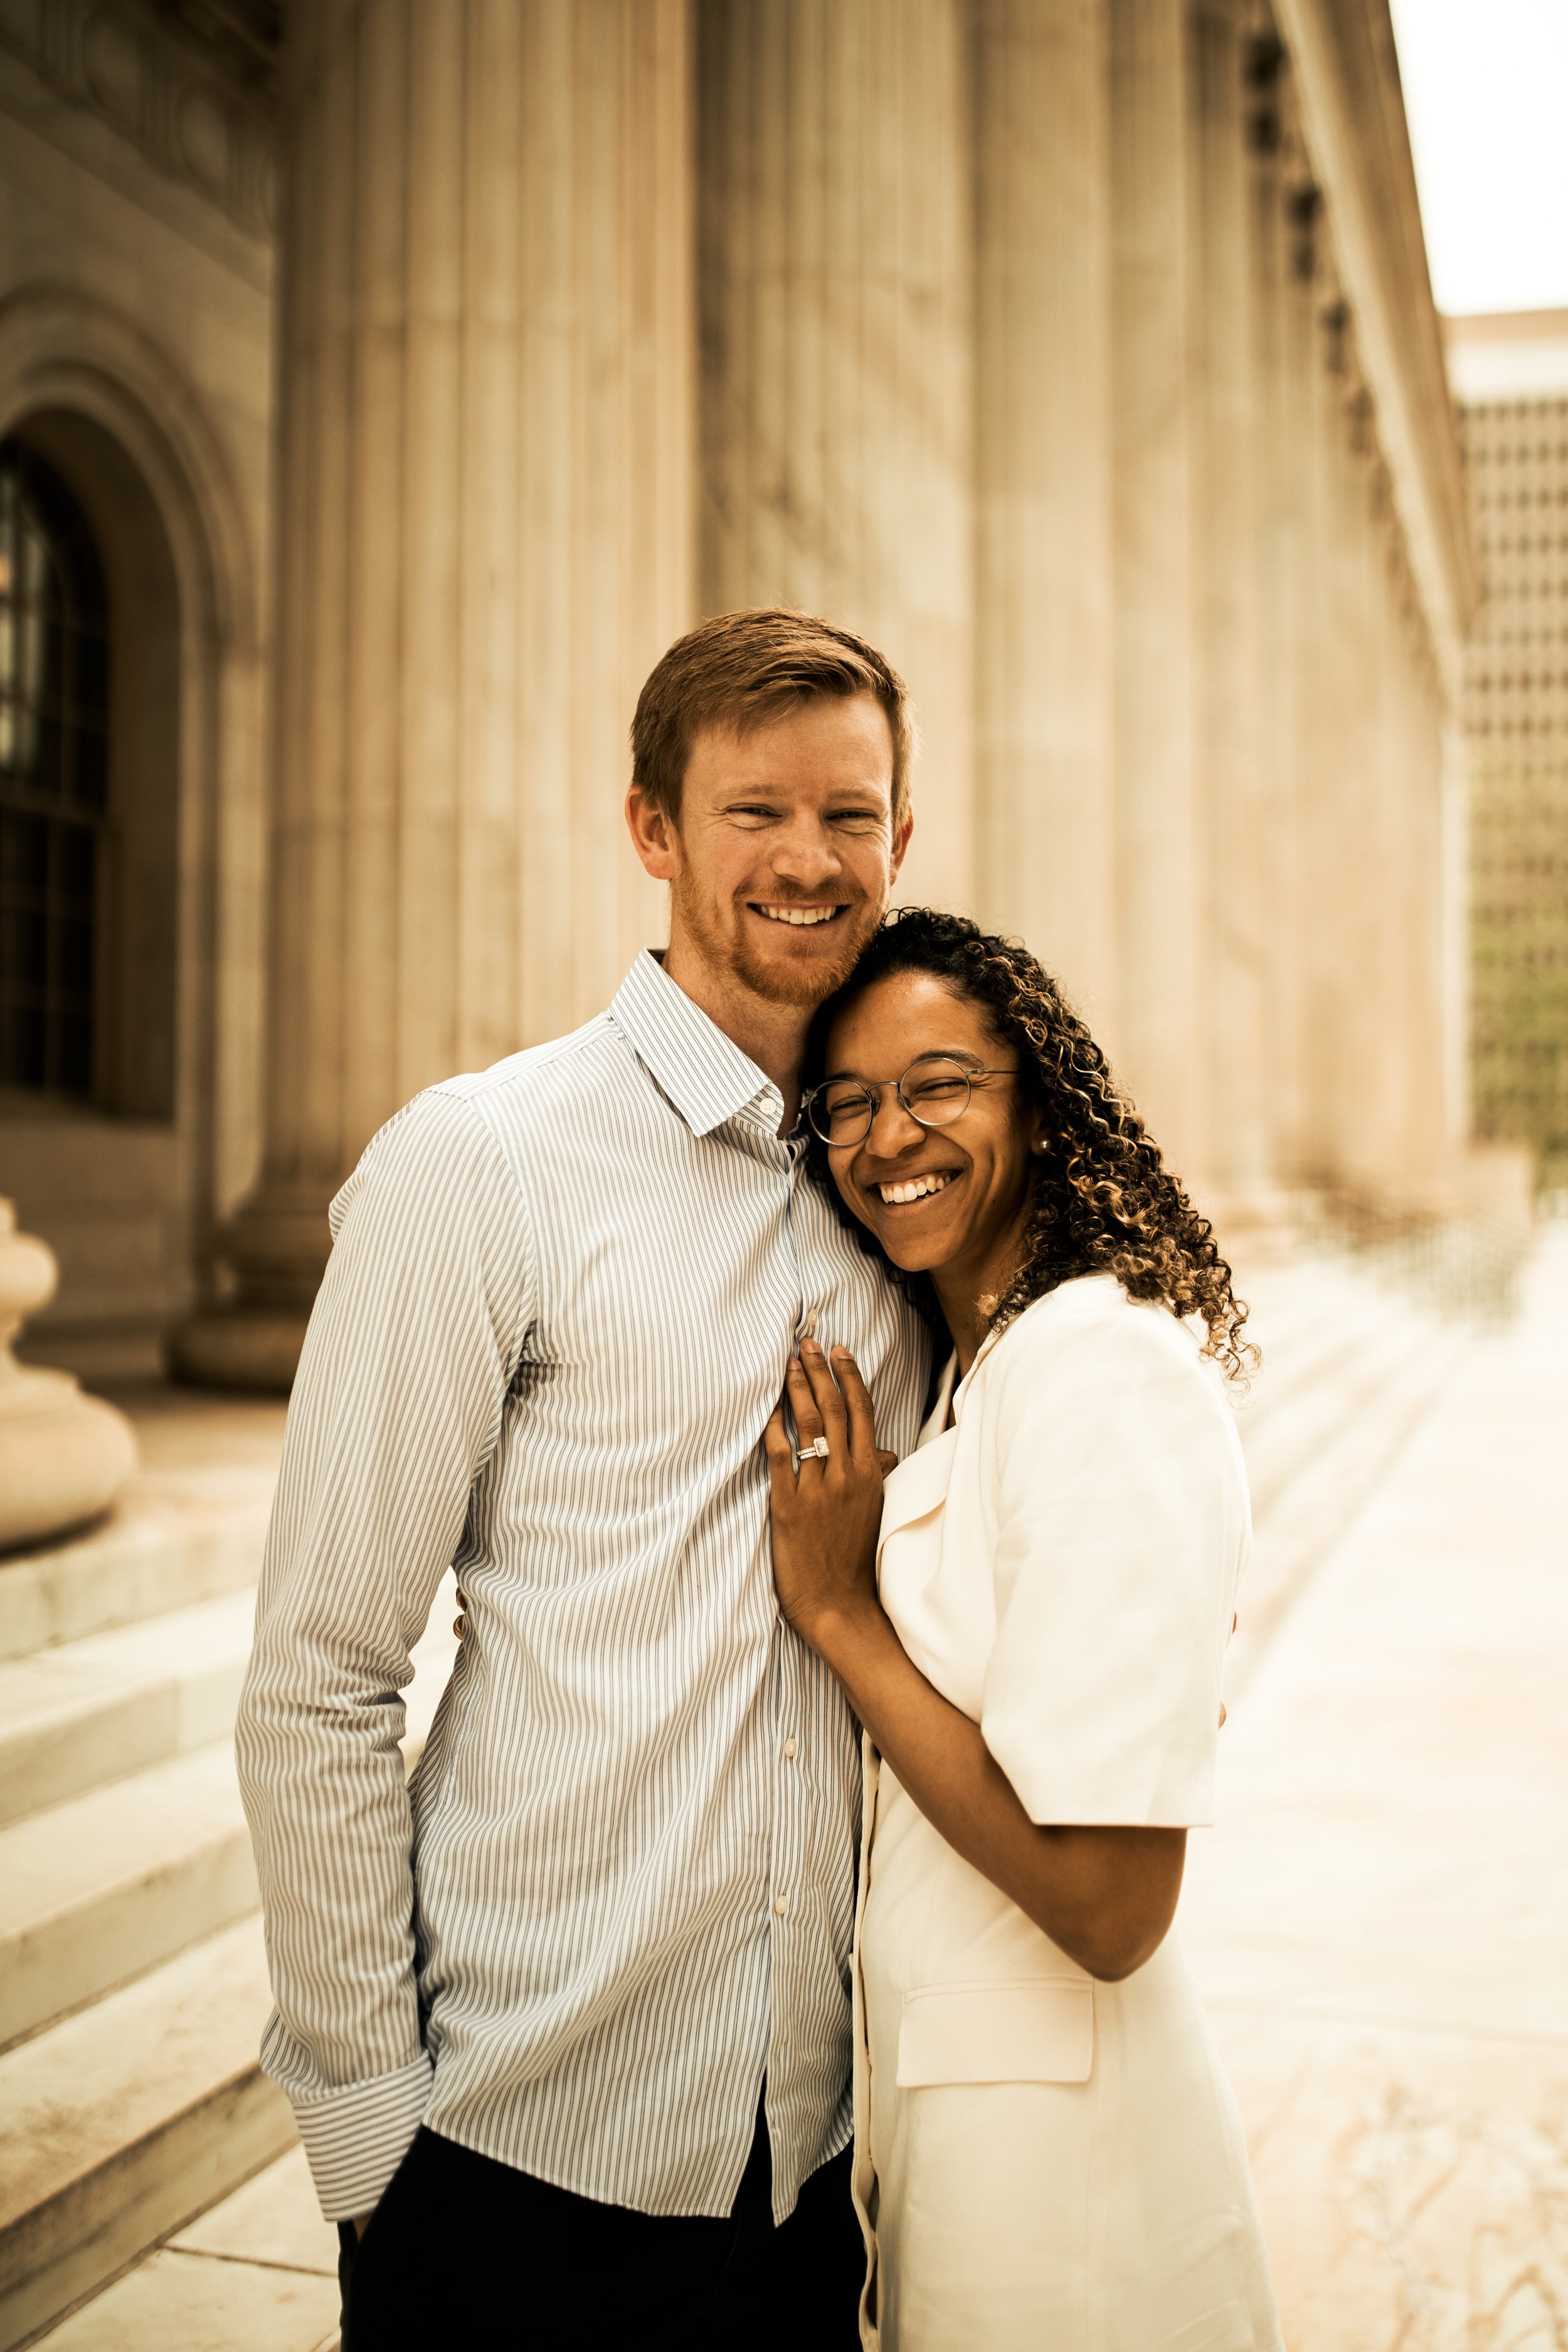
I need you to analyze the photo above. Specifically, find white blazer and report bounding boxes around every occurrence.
[850,1276,1283,2352]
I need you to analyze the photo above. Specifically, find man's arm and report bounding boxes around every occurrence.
[235,1087,532,2223]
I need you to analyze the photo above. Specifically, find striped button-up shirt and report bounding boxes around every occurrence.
[237,951,930,2225]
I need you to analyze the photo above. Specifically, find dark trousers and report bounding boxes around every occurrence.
[339,2109,864,2351]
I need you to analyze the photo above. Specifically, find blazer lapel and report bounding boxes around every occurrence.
[877,1426,958,1562]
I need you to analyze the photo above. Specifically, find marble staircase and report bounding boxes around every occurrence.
[0,1248,1474,2349]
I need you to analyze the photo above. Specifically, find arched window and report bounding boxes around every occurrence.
[0,441,112,1098]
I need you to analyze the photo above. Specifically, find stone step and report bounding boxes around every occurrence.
[0,1593,257,1830]
[1227,1320,1469,1697]
[0,1502,269,1668]
[1238,1307,1446,1523]
[1231,1259,1406,1431]
[33,2149,339,2352]
[0,1575,460,2056]
[0,1745,257,2052]
[0,1917,296,2352]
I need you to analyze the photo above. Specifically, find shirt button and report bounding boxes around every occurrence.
[783,1737,798,1760]
[773,1894,788,1917]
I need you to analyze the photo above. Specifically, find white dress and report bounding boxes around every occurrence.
[850,1275,1284,2352]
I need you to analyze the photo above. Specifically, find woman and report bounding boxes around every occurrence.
[766,909,1283,2352]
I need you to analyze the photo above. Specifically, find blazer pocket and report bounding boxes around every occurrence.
[896,1977,1093,2087]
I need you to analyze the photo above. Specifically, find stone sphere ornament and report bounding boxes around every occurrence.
[0,1198,137,1554]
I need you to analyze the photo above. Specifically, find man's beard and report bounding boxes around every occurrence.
[672,874,882,1009]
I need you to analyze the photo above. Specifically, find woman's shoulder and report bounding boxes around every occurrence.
[977,1276,1248,1515]
[990,1273,1204,1375]
[974,1274,1235,1439]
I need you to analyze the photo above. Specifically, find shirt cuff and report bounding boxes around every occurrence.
[291,2053,434,2221]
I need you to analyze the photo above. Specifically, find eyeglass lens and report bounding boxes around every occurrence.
[810,1055,974,1145]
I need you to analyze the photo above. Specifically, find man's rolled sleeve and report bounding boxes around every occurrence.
[235,1085,534,2219]
[287,2053,435,2222]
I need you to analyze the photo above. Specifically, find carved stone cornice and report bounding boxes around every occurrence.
[0,0,276,238]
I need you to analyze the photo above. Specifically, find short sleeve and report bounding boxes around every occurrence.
[978,1286,1248,1828]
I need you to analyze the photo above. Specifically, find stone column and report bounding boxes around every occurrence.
[1320,319,1380,1201]
[1284,189,1338,1194]
[172,0,694,1389]
[1381,515,1449,1209]
[1252,62,1311,1195]
[1108,0,1206,1181]
[1188,0,1268,1214]
[973,0,1118,1040]
[697,0,975,911]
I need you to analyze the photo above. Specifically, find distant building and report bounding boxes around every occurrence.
[1446,312,1568,1190]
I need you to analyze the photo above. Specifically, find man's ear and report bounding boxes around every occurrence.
[626,784,681,883]
[887,805,914,888]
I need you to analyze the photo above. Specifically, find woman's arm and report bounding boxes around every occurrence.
[767,1338,1185,1983]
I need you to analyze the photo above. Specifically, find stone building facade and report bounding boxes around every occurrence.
[0,0,276,1363]
[1446,310,1568,1191]
[0,0,1475,1384]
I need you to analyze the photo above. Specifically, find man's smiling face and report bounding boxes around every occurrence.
[646,692,911,1011]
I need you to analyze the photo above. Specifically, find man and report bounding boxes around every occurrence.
[236,608,932,2348]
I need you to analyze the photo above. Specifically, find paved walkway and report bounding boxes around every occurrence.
[1184,1227,1568,2351]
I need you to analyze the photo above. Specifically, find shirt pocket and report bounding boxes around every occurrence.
[896,1976,1094,2087]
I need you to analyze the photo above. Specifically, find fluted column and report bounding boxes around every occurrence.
[1189,0,1267,1210]
[1285,199,1338,1192]
[1109,0,1206,1181]
[697,0,975,911]
[1248,39,1296,1191]
[973,0,1118,1039]
[173,0,694,1389]
[1320,324,1380,1197]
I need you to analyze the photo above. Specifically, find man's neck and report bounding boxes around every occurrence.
[660,939,813,1135]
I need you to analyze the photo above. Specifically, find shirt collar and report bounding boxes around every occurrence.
[610,951,785,1137]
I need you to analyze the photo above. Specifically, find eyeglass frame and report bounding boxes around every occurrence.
[800,1052,1019,1148]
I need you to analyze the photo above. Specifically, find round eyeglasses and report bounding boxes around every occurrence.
[802,1054,1017,1148]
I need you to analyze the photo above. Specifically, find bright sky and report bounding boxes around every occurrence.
[1388,0,1568,318]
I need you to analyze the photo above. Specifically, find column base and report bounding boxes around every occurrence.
[0,1199,139,1554]
[0,1367,139,1554]
[164,1191,332,1396]
[164,1307,310,1395]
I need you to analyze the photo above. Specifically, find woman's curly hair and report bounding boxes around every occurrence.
[804,908,1256,1382]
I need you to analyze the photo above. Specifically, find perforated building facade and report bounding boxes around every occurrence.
[1450,313,1568,1184]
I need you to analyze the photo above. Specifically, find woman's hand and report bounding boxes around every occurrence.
[765,1337,897,1656]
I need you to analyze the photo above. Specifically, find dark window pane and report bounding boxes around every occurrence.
[73,628,109,721]
[3,810,50,888]
[6,1005,45,1087]
[60,822,96,899]
[57,1012,92,1093]
[71,725,107,808]
[34,712,63,796]
[16,909,48,987]
[58,916,94,993]
[0,441,109,1097]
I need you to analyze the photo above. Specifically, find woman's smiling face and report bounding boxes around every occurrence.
[820,970,1044,1298]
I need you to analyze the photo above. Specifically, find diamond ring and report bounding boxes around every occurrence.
[797,1436,830,1465]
